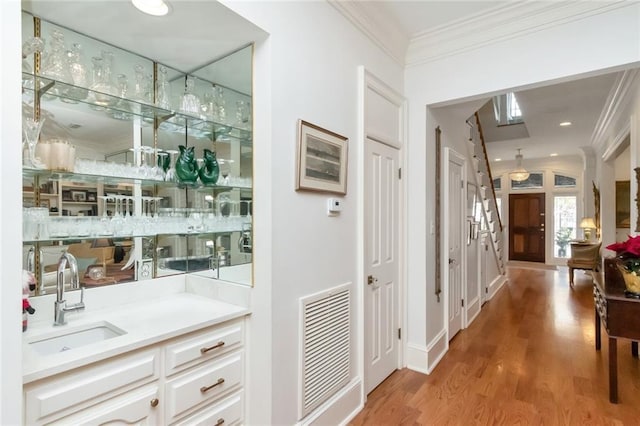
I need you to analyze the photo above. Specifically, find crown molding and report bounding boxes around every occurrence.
[328,0,409,66]
[592,68,639,157]
[406,1,631,67]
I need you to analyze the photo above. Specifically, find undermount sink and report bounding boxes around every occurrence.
[28,321,127,356]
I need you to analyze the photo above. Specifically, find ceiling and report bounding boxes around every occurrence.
[379,0,623,162]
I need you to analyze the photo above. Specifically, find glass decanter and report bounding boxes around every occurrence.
[156,65,172,111]
[178,76,201,116]
[89,50,117,108]
[41,29,73,98]
[62,43,89,103]
[109,74,133,120]
[132,63,152,104]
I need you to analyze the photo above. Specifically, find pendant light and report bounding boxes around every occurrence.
[509,148,529,182]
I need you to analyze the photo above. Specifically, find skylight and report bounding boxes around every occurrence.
[493,92,523,125]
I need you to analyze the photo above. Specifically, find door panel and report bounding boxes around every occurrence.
[509,193,545,262]
[446,150,464,340]
[364,138,399,394]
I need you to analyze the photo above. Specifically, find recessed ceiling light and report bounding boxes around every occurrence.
[494,158,502,162]
[559,121,572,127]
[132,0,170,16]
[550,153,558,157]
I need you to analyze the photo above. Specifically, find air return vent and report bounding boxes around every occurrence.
[299,283,351,419]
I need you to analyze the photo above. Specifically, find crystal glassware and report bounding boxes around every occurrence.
[62,43,89,102]
[109,74,133,120]
[179,76,201,116]
[23,117,46,169]
[89,51,117,108]
[164,149,179,182]
[156,65,172,111]
[41,29,73,97]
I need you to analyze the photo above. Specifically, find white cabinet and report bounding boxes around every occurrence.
[23,318,245,425]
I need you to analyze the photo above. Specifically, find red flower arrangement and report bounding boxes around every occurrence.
[606,235,640,256]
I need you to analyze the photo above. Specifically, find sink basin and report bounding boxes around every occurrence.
[28,321,127,356]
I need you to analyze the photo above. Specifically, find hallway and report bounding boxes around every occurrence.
[351,266,640,425]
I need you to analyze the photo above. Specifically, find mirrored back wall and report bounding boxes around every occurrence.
[21,11,253,294]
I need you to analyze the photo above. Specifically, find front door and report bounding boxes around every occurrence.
[509,193,545,262]
[445,149,465,340]
[364,137,400,394]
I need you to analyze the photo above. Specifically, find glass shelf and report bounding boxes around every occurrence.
[23,228,248,244]
[22,72,252,143]
[23,168,252,191]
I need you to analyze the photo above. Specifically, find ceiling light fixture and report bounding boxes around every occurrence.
[494,158,502,162]
[559,121,572,127]
[509,148,530,182]
[132,0,170,16]
[550,153,558,157]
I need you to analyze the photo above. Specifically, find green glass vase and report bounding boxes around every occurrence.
[175,145,198,184]
[198,148,220,185]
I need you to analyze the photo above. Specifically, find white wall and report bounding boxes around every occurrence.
[405,3,640,363]
[220,2,403,424]
[0,1,23,424]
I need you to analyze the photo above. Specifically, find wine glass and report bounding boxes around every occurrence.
[164,149,179,182]
[23,117,46,169]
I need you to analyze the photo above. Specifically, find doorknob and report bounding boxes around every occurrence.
[367,275,378,285]
[449,258,455,265]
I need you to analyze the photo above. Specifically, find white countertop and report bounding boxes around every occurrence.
[22,292,250,384]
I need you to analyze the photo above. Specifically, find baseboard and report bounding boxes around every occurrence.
[406,329,448,374]
[466,296,481,326]
[406,342,429,374]
[487,274,507,300]
[298,378,362,426]
[425,329,448,373]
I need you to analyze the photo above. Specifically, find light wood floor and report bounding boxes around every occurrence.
[350,267,640,425]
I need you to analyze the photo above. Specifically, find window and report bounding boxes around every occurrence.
[511,172,543,189]
[554,195,577,258]
[554,174,576,188]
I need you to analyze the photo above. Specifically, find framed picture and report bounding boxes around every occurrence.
[296,120,348,195]
[71,190,86,202]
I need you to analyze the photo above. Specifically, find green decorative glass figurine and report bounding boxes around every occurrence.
[198,148,220,185]
[175,145,198,184]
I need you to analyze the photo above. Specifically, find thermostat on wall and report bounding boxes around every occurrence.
[327,198,342,215]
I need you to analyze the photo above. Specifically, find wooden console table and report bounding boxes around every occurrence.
[593,259,640,403]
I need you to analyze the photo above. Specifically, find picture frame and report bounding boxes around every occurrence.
[71,190,86,202]
[296,120,348,195]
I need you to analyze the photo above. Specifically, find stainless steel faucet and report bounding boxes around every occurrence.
[54,251,85,326]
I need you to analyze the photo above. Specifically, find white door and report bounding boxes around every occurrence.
[445,149,465,340]
[364,138,400,394]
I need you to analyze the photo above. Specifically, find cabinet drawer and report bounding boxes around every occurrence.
[172,390,244,426]
[164,320,243,376]
[50,384,160,425]
[165,351,243,423]
[24,348,160,425]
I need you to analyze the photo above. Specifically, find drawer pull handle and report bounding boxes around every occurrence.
[200,341,225,354]
[215,419,225,425]
[150,398,159,408]
[200,378,225,393]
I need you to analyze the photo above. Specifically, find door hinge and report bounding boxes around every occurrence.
[398,328,401,339]
[461,180,464,189]
[398,168,402,180]
[485,287,488,293]
[461,299,464,307]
